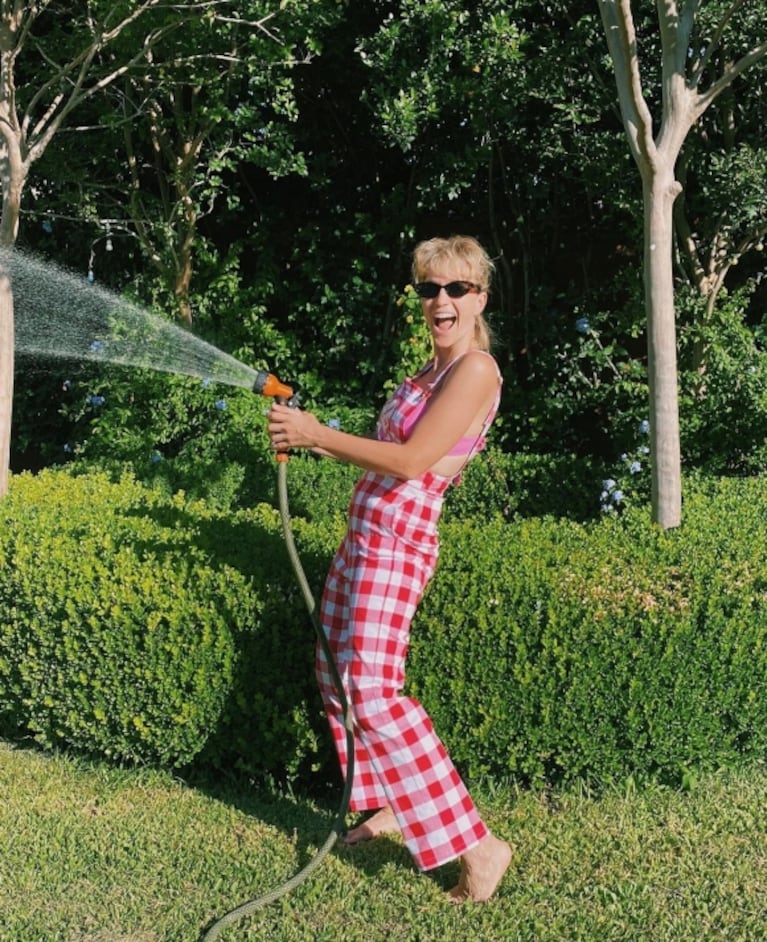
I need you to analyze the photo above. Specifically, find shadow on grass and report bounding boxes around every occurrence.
[186,763,463,920]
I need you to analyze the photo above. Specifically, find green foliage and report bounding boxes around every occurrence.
[503,282,650,462]
[267,453,359,526]
[358,0,525,157]
[702,144,767,248]
[220,442,603,525]
[3,468,767,793]
[408,474,767,788]
[443,446,603,522]
[193,499,342,784]
[10,0,767,499]
[61,370,379,514]
[0,471,255,766]
[677,284,767,474]
[381,284,434,394]
[49,369,278,510]
[0,470,333,782]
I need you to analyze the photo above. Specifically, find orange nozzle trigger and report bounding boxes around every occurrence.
[260,373,294,400]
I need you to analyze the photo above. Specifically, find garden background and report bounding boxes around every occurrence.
[1,2,767,939]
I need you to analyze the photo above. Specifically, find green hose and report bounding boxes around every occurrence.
[200,458,355,941]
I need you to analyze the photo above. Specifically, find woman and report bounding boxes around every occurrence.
[267,235,511,902]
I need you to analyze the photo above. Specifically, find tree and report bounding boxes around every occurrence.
[336,0,644,442]
[0,0,179,496]
[596,0,767,528]
[0,0,329,494]
[79,1,338,325]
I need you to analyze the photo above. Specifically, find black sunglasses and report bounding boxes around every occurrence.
[413,280,480,299]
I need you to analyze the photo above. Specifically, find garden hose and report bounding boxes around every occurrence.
[200,410,356,941]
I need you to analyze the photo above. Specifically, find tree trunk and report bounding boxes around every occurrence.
[644,171,682,529]
[0,136,26,497]
[0,267,13,496]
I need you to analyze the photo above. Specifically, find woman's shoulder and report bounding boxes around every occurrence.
[452,350,501,382]
[462,349,499,366]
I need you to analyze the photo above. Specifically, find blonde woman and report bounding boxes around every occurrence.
[268,235,511,901]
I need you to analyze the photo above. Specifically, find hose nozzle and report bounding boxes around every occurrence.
[253,370,296,402]
[254,371,300,463]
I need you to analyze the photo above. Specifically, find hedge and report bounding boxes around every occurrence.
[0,470,332,781]
[409,475,767,786]
[250,445,604,527]
[1,467,766,791]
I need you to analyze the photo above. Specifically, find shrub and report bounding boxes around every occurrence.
[0,471,258,765]
[677,285,767,475]
[261,446,604,527]
[3,468,767,793]
[254,451,359,527]
[0,470,335,781]
[62,372,278,510]
[408,475,767,787]
[196,494,345,784]
[443,446,603,522]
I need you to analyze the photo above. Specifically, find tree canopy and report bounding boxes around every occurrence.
[5,0,767,520]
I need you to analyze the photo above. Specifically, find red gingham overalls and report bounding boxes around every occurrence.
[316,353,501,871]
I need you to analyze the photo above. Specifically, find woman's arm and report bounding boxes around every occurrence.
[267,352,499,479]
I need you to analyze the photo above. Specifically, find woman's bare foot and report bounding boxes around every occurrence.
[341,806,401,845]
[448,833,512,903]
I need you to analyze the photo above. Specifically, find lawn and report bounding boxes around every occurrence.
[1,740,766,941]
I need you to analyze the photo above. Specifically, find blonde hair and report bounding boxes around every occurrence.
[411,235,495,352]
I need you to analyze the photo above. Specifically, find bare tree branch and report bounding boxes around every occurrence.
[598,0,657,166]
[690,0,749,84]
[695,40,767,116]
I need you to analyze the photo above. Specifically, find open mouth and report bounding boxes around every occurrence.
[434,315,457,328]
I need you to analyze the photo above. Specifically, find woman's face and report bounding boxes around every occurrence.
[418,264,487,358]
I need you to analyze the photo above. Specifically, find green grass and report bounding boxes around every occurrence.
[1,741,767,941]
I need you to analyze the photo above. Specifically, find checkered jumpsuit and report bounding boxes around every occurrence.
[316,355,501,871]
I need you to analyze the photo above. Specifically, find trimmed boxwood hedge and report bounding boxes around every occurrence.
[1,467,766,790]
[409,474,767,786]
[0,469,333,781]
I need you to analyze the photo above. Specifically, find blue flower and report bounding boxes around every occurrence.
[602,478,617,492]
[151,451,163,464]
[89,340,105,354]
[575,317,590,334]
[327,418,341,430]
[612,489,624,503]
[629,461,642,475]
[88,395,105,408]
[214,399,227,411]
[201,377,212,388]
[63,443,72,454]
[638,419,650,434]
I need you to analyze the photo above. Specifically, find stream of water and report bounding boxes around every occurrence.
[2,248,260,390]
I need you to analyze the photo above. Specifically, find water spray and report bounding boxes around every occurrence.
[5,248,263,391]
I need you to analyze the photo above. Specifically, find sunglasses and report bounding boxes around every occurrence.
[413,280,480,299]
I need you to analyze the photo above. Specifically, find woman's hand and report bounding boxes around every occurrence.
[267,402,323,453]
